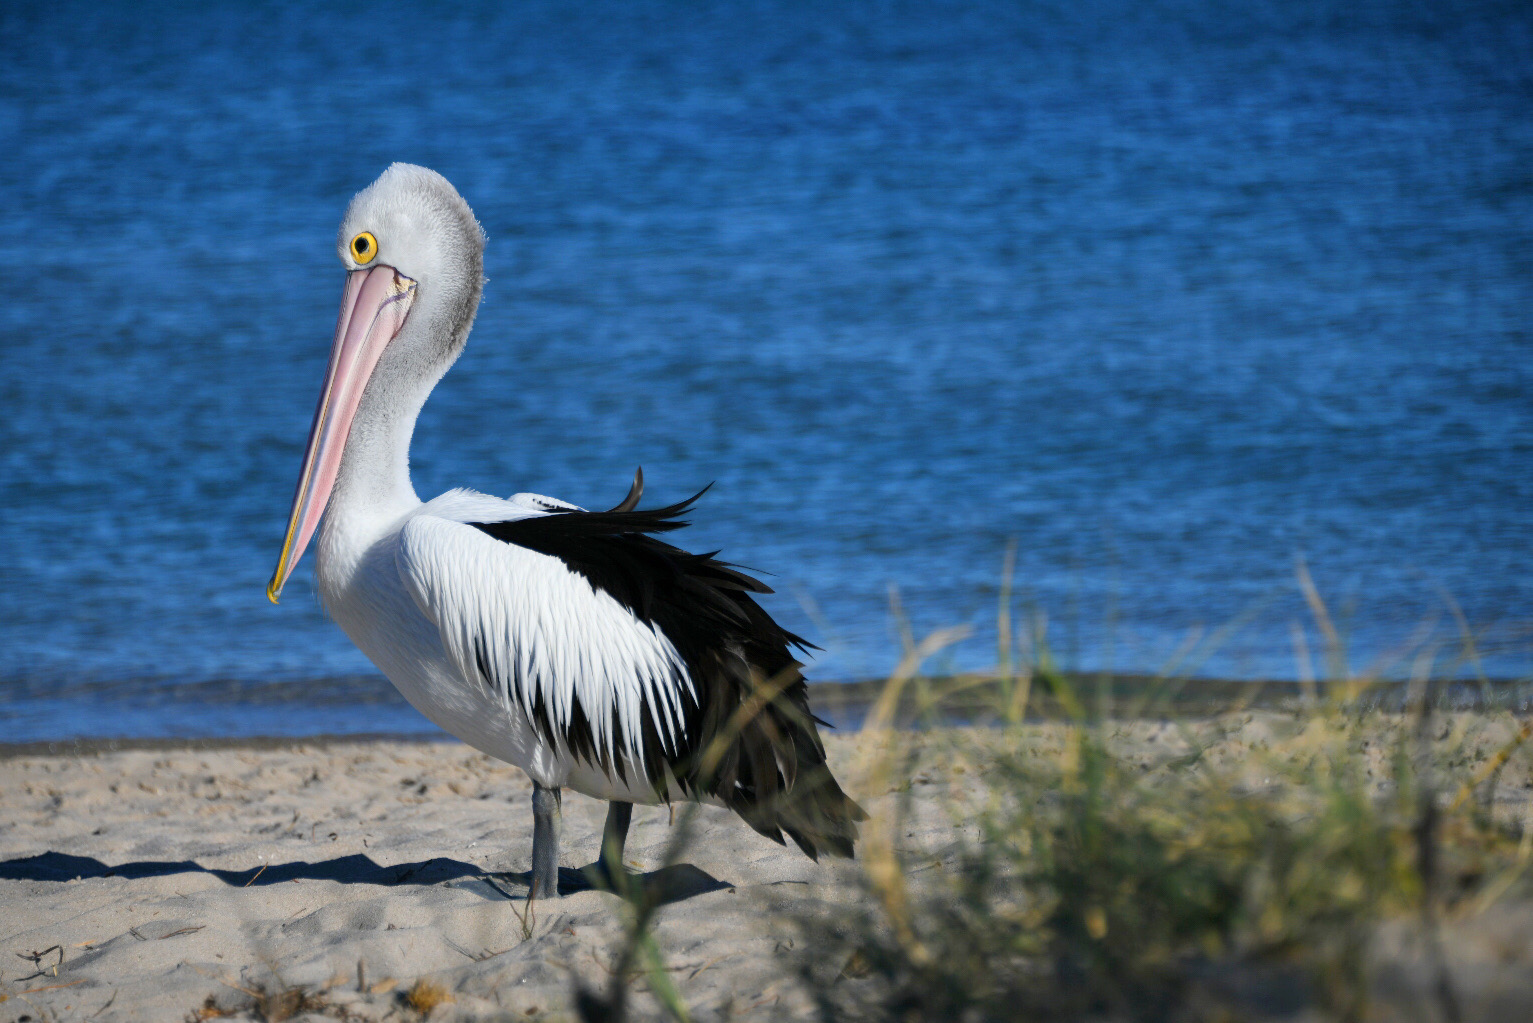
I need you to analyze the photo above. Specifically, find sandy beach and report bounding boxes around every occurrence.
[0,736,878,1021]
[2,716,1531,1021]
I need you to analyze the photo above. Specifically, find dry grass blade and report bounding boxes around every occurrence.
[1295,555,1347,685]
[15,978,85,995]
[856,624,971,967]
[1447,718,1533,814]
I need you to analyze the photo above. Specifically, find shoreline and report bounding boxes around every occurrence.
[4,673,1529,759]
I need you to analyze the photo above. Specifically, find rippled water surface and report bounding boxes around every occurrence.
[3,0,1531,740]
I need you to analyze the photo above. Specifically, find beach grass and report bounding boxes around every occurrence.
[586,571,1533,1022]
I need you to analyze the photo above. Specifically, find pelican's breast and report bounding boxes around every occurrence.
[319,515,558,780]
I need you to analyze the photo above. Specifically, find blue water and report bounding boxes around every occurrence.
[3,0,1531,741]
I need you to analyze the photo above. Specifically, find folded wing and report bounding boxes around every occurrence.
[396,479,865,858]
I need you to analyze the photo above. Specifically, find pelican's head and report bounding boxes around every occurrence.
[267,164,485,603]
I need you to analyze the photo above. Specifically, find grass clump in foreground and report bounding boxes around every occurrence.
[782,615,1533,1022]
[573,565,1531,1022]
[588,599,1528,1022]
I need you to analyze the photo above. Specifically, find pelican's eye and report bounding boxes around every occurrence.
[350,231,378,265]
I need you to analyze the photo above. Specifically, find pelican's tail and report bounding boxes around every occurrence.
[689,650,867,861]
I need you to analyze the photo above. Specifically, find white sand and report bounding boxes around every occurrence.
[2,715,1530,1021]
[0,738,871,1021]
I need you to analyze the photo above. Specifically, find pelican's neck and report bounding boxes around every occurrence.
[314,370,433,597]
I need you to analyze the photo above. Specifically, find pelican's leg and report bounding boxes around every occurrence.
[530,782,562,900]
[601,800,633,873]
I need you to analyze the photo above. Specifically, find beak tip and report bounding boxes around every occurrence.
[266,578,283,605]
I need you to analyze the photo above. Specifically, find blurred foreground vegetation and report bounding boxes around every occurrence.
[789,694,1530,1021]
[588,581,1532,1023]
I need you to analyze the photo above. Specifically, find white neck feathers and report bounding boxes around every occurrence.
[315,328,443,599]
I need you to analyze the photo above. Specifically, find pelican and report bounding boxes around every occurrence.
[267,164,864,898]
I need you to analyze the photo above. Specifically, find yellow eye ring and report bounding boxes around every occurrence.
[350,231,378,265]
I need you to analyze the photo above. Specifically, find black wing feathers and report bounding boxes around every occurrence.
[468,475,864,860]
[607,466,645,513]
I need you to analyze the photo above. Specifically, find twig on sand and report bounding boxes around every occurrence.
[444,937,509,962]
[17,978,85,995]
[15,944,64,981]
[510,890,537,942]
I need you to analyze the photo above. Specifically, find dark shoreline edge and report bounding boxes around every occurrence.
[0,731,448,760]
[3,673,1527,759]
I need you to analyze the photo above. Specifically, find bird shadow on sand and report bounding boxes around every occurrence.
[0,850,481,888]
[482,862,733,905]
[0,850,732,906]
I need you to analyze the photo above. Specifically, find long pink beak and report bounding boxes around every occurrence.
[267,265,417,603]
